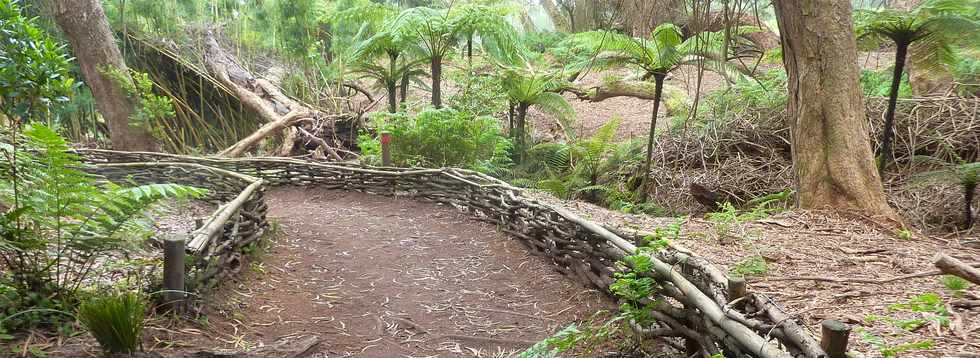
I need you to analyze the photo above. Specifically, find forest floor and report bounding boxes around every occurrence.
[529,192,980,357]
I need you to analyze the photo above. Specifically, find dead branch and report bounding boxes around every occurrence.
[203,29,352,158]
[934,254,980,285]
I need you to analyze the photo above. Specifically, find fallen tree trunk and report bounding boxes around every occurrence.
[203,29,351,158]
[563,76,659,102]
[934,254,980,285]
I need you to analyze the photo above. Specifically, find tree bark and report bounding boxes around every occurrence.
[539,0,570,32]
[431,55,443,108]
[877,42,908,171]
[50,0,159,151]
[772,0,899,220]
[637,73,666,203]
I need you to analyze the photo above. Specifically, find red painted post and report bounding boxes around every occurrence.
[381,132,392,167]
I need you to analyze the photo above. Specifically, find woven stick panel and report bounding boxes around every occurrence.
[84,160,269,292]
[77,149,821,358]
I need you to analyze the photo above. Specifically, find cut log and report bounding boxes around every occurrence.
[934,254,980,285]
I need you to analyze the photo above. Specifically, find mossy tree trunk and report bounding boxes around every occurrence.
[51,0,159,151]
[772,0,899,221]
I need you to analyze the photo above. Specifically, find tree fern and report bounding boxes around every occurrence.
[855,0,979,170]
[569,23,755,202]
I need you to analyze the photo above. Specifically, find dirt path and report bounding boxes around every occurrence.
[202,187,613,357]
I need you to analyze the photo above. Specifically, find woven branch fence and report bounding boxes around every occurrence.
[83,160,268,292]
[77,149,827,358]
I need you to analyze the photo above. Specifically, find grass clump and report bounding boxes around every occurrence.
[940,275,970,296]
[729,256,768,278]
[77,292,147,354]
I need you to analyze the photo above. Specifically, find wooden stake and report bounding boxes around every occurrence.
[820,319,850,358]
[728,276,747,301]
[381,132,392,167]
[163,237,186,311]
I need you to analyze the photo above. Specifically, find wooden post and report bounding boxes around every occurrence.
[820,319,851,358]
[381,132,392,167]
[163,237,186,311]
[728,276,746,301]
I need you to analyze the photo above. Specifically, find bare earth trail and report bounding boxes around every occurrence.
[204,186,614,357]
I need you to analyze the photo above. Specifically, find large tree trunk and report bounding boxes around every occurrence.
[430,55,443,108]
[50,0,158,151]
[877,42,909,171]
[637,73,666,203]
[539,0,570,32]
[772,0,899,220]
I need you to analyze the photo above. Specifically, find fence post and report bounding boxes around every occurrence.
[381,132,392,166]
[820,319,851,358]
[163,236,186,311]
[727,276,746,301]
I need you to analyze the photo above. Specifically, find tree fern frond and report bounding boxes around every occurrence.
[531,92,576,139]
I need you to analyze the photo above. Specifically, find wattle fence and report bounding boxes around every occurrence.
[78,149,833,358]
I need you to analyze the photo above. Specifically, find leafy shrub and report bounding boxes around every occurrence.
[952,53,980,96]
[523,31,567,53]
[526,119,652,211]
[77,292,146,354]
[0,0,75,122]
[860,68,912,98]
[103,67,176,138]
[358,107,512,171]
[446,70,508,116]
[0,125,205,331]
[701,68,787,124]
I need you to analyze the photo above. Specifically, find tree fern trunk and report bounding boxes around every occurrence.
[878,42,909,172]
[966,182,976,229]
[515,102,530,162]
[637,73,666,203]
[431,55,443,108]
[508,102,515,133]
[400,71,410,106]
[387,52,399,113]
[467,34,473,66]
